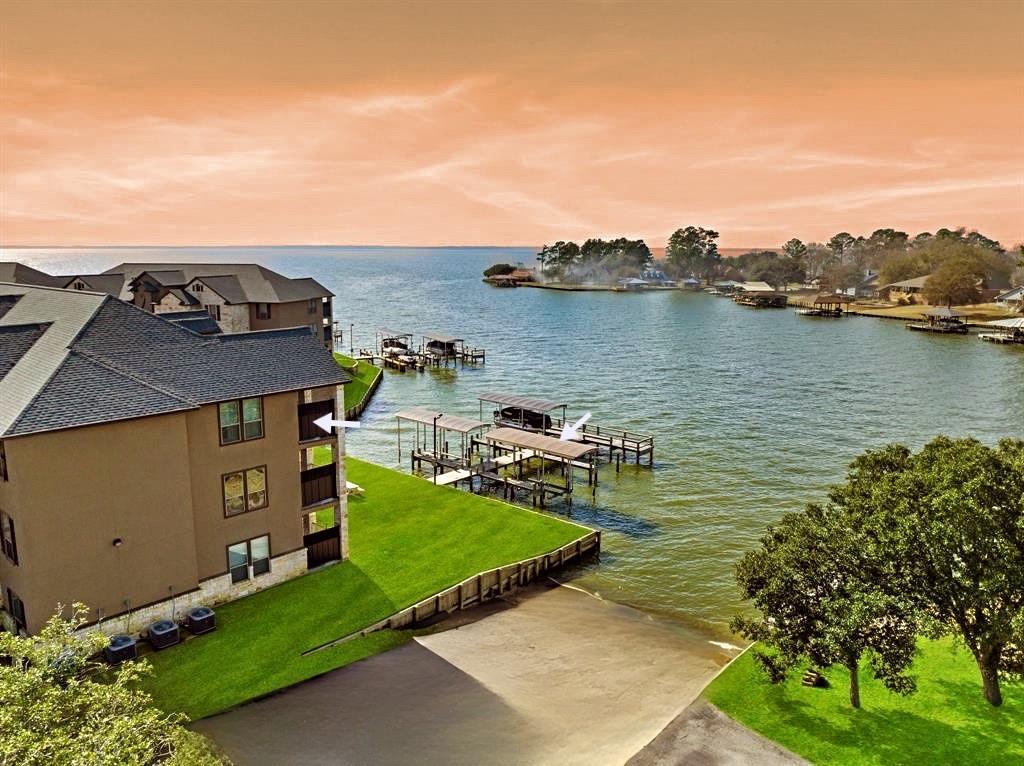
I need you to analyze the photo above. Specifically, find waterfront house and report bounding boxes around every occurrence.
[616,277,649,291]
[0,282,349,636]
[115,263,335,348]
[839,270,880,299]
[0,261,335,348]
[641,268,677,287]
[734,281,774,293]
[878,274,931,304]
[995,286,1024,312]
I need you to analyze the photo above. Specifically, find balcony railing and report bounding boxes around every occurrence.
[298,399,335,442]
[301,463,337,508]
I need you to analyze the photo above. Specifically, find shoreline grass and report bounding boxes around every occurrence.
[142,458,588,719]
[334,353,381,412]
[702,638,1024,765]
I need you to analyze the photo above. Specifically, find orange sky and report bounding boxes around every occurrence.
[2,0,1022,247]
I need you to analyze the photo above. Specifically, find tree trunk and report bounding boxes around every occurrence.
[848,662,861,709]
[977,648,1003,707]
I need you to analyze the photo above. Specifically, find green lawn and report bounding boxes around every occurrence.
[142,458,587,719]
[703,638,1024,765]
[334,353,381,412]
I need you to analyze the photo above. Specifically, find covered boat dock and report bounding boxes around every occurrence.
[395,407,491,476]
[475,427,599,507]
[421,331,486,365]
[797,294,851,317]
[478,392,654,466]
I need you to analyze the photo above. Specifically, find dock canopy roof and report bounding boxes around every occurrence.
[421,331,463,343]
[478,392,566,413]
[395,407,489,433]
[985,317,1024,328]
[813,294,852,304]
[484,427,598,461]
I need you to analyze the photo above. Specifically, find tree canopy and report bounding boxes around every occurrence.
[666,226,720,280]
[535,238,650,282]
[732,504,919,708]
[0,605,226,766]
[482,262,516,277]
[735,436,1024,709]
[829,437,1024,707]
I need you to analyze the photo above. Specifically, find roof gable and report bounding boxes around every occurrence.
[107,263,333,303]
[0,284,349,438]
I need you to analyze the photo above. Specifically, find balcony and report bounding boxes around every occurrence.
[298,399,335,443]
[301,463,337,508]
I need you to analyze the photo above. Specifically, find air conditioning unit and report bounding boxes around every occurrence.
[185,606,216,635]
[104,634,138,664]
[147,620,180,650]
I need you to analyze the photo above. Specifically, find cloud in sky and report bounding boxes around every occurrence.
[1,1,1022,247]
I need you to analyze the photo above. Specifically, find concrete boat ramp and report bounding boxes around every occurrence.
[194,584,738,765]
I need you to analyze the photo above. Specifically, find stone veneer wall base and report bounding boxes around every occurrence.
[82,548,308,639]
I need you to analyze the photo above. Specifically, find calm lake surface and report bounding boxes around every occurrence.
[8,246,1024,637]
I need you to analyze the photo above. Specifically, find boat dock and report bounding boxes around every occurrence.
[367,328,486,372]
[395,408,600,507]
[478,392,654,465]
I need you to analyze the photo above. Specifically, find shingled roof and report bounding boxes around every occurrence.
[105,263,334,303]
[0,283,349,438]
[0,262,65,288]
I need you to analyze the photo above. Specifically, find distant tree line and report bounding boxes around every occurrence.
[517,225,1019,302]
[535,238,652,283]
[733,436,1024,709]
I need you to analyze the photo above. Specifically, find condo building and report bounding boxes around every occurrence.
[0,282,349,636]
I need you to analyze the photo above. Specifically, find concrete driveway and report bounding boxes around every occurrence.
[195,585,734,765]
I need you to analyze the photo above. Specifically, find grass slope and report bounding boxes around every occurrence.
[703,638,1023,765]
[143,458,586,719]
[334,353,381,412]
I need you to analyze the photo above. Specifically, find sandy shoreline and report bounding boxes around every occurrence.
[196,582,741,765]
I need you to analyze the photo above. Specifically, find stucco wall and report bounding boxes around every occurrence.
[0,414,201,634]
[185,392,308,581]
[0,384,347,636]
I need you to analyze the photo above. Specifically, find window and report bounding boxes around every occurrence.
[1,510,17,565]
[191,282,204,293]
[223,466,268,516]
[205,304,221,321]
[218,398,263,444]
[227,535,270,583]
[0,441,7,481]
[5,588,26,633]
[242,398,264,439]
[73,281,87,291]
[307,298,318,314]
[256,303,271,320]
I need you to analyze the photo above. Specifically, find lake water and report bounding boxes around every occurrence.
[7,246,1023,637]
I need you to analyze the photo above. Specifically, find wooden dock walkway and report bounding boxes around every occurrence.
[431,449,538,485]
